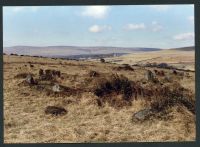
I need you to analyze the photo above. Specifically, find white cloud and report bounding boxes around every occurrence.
[4,6,40,13]
[190,5,194,8]
[30,7,40,12]
[12,7,25,12]
[188,16,194,24]
[89,25,111,33]
[82,6,110,19]
[149,5,170,11]
[151,21,163,32]
[124,23,146,30]
[173,32,194,41]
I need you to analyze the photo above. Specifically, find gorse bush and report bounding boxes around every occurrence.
[150,83,195,114]
[94,74,133,101]
[100,58,105,63]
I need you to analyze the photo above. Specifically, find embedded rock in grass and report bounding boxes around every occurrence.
[89,71,99,78]
[25,74,35,84]
[45,106,67,116]
[132,108,153,122]
[52,83,63,92]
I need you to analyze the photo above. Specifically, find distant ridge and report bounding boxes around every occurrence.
[170,46,195,51]
[3,46,162,57]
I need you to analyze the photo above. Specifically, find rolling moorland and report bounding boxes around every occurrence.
[4,46,162,57]
[3,46,195,143]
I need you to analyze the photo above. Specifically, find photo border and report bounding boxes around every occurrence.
[0,0,199,147]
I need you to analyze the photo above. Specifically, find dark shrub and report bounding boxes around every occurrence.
[100,58,105,63]
[150,84,195,114]
[173,70,177,75]
[39,69,44,76]
[94,75,133,102]
[14,73,33,79]
[116,64,134,71]
[157,63,168,68]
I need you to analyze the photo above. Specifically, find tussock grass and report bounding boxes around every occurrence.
[3,54,195,143]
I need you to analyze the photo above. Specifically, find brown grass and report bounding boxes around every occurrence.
[3,54,195,143]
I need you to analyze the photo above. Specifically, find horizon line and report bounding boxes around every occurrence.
[3,45,195,50]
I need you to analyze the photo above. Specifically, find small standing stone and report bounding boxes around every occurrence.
[52,84,62,92]
[25,74,35,84]
[145,70,156,81]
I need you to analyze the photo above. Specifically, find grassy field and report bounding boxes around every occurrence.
[104,50,194,71]
[3,50,195,143]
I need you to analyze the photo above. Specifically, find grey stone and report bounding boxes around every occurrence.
[25,74,35,84]
[145,70,156,81]
[132,108,153,122]
[52,84,63,92]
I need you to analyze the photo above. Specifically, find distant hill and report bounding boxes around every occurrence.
[3,46,162,57]
[170,46,195,51]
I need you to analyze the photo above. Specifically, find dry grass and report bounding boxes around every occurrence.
[103,50,195,71]
[3,54,195,143]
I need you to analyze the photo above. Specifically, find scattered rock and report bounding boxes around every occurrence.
[144,62,174,69]
[45,106,67,116]
[52,83,63,92]
[25,74,35,84]
[39,69,61,80]
[89,71,99,77]
[116,64,134,71]
[157,63,169,68]
[145,70,156,82]
[132,108,153,122]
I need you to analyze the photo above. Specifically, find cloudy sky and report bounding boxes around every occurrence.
[3,5,194,49]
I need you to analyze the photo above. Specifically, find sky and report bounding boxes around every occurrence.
[3,5,194,49]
